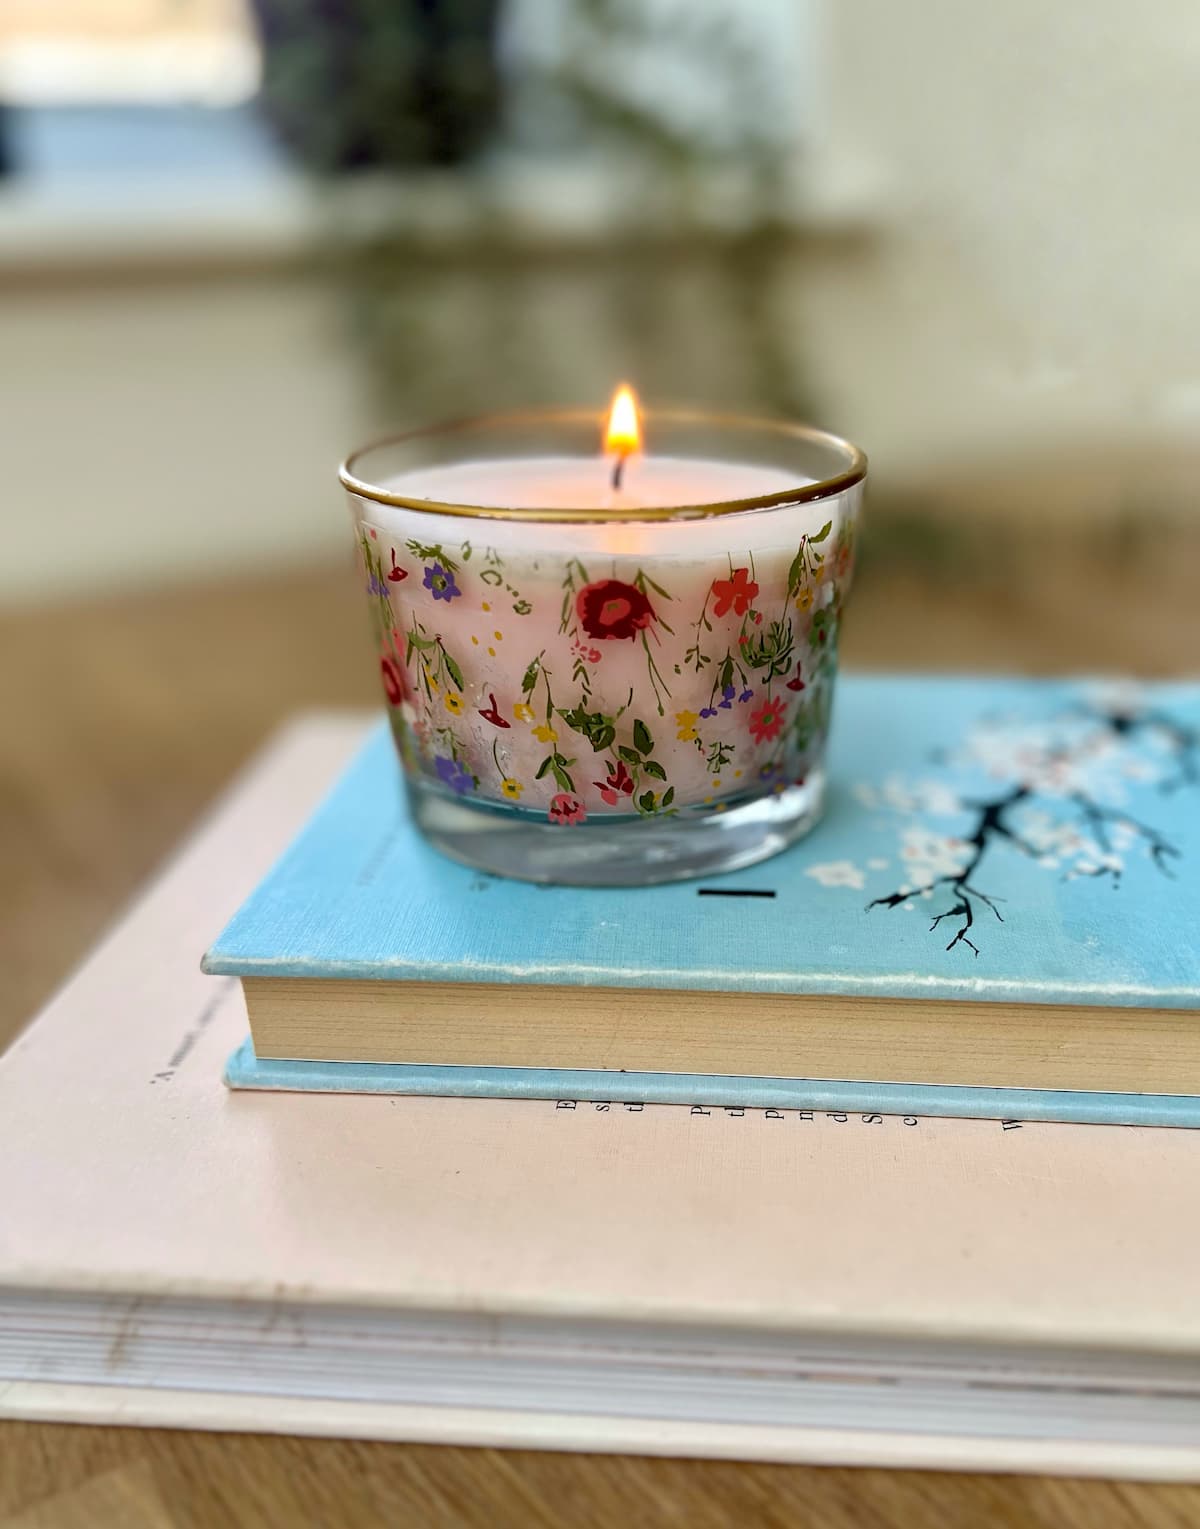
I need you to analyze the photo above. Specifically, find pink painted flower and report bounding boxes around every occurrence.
[748,696,787,744]
[548,793,587,826]
[711,567,758,618]
[572,636,603,664]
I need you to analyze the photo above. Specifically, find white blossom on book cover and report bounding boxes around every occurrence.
[805,684,1198,955]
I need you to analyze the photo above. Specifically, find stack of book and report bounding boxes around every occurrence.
[1,674,1198,1476]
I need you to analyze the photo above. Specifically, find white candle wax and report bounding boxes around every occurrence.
[353,453,858,822]
[387,455,799,510]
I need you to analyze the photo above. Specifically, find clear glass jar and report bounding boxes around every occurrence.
[340,408,866,885]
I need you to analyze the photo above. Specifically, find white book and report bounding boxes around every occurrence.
[3,715,1200,1479]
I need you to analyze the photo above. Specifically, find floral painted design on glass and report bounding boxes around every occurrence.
[353,495,857,822]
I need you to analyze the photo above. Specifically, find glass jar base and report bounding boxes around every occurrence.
[409,774,827,886]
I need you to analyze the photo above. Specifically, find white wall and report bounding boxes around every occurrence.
[805,0,1200,480]
[0,272,367,602]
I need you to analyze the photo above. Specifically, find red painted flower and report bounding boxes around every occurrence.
[711,567,759,618]
[387,547,408,582]
[576,579,654,641]
[593,760,635,806]
[748,696,787,744]
[380,653,406,707]
[548,792,587,826]
[785,662,807,693]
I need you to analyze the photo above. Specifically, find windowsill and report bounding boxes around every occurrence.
[0,149,884,280]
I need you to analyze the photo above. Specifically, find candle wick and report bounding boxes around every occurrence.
[611,454,627,492]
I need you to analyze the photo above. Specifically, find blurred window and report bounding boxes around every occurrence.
[0,0,259,106]
[0,1,280,186]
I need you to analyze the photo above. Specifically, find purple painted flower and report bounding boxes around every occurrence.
[719,684,736,710]
[423,562,461,602]
[739,688,754,703]
[435,755,474,794]
[367,572,387,598]
[699,706,718,719]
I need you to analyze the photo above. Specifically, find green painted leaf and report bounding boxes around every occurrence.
[521,660,540,694]
[535,756,553,780]
[662,786,675,808]
[642,759,667,780]
[443,654,465,691]
[618,744,642,766]
[638,791,657,812]
[810,520,833,544]
[633,720,654,755]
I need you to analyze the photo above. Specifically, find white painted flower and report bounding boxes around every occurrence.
[897,826,973,889]
[1081,679,1147,719]
[805,860,866,890]
[959,716,1163,802]
[873,775,963,817]
[913,780,966,816]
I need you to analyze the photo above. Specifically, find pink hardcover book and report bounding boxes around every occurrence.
[2,715,1200,1479]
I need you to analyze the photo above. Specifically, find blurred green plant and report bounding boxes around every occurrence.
[250,0,502,169]
[520,0,790,196]
[313,0,816,428]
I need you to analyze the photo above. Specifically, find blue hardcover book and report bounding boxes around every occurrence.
[206,675,1200,1125]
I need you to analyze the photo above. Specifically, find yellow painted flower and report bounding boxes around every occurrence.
[675,708,700,741]
[794,585,814,612]
[444,692,464,715]
[514,702,535,723]
[500,778,524,801]
[532,723,558,744]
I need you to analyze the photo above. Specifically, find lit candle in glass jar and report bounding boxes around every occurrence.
[341,390,865,885]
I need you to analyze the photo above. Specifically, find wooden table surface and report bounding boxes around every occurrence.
[2,534,1199,1527]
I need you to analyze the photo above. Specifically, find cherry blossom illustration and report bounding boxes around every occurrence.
[812,687,1197,957]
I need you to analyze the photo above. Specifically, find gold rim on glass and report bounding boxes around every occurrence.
[339,408,867,524]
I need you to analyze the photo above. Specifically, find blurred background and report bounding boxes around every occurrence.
[3,0,1200,593]
[1,1,1198,1019]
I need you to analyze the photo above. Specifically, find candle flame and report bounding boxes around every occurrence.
[605,384,641,457]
